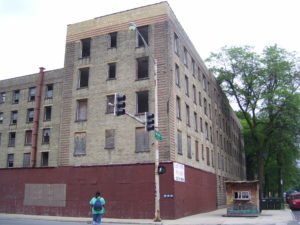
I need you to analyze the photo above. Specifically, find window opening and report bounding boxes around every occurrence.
[109,32,117,48]
[78,68,89,88]
[81,38,91,57]
[137,26,148,47]
[12,90,20,104]
[74,132,86,155]
[41,152,49,167]
[108,63,116,79]
[137,91,148,114]
[137,57,149,79]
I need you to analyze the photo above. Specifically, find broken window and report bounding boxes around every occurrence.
[0,92,6,103]
[135,127,149,152]
[185,75,189,96]
[175,64,180,87]
[234,191,250,200]
[44,106,52,121]
[187,135,191,159]
[194,112,198,132]
[205,122,209,140]
[200,117,203,132]
[105,129,115,149]
[0,112,3,123]
[74,132,86,155]
[7,154,14,167]
[28,87,36,101]
[81,38,91,58]
[193,85,196,103]
[174,33,179,55]
[106,95,114,114]
[183,47,188,67]
[42,128,50,144]
[195,140,199,161]
[137,57,149,79]
[10,111,18,124]
[136,91,148,114]
[76,99,87,121]
[45,84,53,99]
[24,130,32,146]
[177,130,182,155]
[186,104,190,126]
[206,147,210,166]
[12,90,20,104]
[27,108,34,123]
[109,32,117,48]
[78,68,89,88]
[23,153,31,168]
[41,152,49,167]
[176,96,181,119]
[8,132,16,147]
[137,25,148,47]
[108,63,116,79]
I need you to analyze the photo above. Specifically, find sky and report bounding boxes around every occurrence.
[0,0,299,80]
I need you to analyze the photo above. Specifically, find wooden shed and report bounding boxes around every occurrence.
[225,180,260,217]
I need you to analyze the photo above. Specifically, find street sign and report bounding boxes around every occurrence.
[154,130,163,141]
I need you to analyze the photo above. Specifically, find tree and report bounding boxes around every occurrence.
[206,45,300,198]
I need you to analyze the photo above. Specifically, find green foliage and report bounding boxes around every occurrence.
[206,45,300,197]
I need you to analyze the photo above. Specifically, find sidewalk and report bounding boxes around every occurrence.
[0,208,295,225]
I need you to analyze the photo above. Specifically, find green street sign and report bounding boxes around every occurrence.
[154,130,163,141]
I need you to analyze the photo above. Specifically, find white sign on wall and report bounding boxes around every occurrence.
[173,162,185,182]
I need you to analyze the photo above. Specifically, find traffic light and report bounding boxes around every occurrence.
[114,93,126,116]
[158,165,166,175]
[145,112,155,131]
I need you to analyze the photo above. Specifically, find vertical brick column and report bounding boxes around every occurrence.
[59,42,76,166]
[154,21,172,161]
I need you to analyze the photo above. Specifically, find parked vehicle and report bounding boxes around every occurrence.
[289,192,300,210]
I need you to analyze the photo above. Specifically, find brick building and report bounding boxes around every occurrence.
[0,2,245,219]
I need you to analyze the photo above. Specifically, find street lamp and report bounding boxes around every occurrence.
[128,22,161,222]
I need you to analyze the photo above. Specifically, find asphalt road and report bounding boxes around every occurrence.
[288,209,300,225]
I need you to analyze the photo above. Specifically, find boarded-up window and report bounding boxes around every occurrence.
[177,130,182,155]
[187,136,192,159]
[135,127,149,152]
[74,132,86,155]
[76,99,87,121]
[105,129,115,149]
[106,95,115,114]
[23,153,31,167]
[25,130,32,146]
